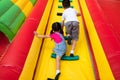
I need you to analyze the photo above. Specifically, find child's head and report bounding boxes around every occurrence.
[50,22,63,35]
[62,0,70,8]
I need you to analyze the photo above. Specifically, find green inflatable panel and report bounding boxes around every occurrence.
[30,0,37,5]
[64,36,68,40]
[58,5,73,8]
[0,0,14,16]
[51,53,79,61]
[59,0,73,2]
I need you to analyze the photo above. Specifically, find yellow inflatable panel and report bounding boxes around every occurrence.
[22,1,33,17]
[14,0,33,16]
[79,0,115,80]
[11,0,18,3]
[15,0,29,9]
[19,0,54,80]
[34,0,95,80]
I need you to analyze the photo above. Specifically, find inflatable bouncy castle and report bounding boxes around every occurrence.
[0,0,120,80]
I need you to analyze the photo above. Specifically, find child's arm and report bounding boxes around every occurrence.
[34,31,50,38]
[77,12,81,16]
[61,20,65,29]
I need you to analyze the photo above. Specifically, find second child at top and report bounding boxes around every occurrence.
[61,0,81,57]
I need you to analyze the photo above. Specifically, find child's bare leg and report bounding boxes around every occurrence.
[67,34,70,36]
[55,56,61,80]
[71,40,76,50]
[56,56,61,72]
[70,40,77,57]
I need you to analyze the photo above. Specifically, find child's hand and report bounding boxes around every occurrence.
[34,31,38,36]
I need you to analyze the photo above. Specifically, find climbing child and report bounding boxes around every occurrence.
[61,0,81,57]
[34,22,66,80]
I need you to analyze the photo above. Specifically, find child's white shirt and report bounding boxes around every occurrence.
[62,7,78,22]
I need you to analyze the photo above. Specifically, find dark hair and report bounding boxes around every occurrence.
[50,22,63,35]
[62,0,70,8]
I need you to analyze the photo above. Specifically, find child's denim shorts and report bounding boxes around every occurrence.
[53,41,66,57]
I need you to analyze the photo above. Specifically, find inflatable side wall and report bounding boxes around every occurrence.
[0,0,48,80]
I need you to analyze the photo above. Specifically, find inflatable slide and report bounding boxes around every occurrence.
[20,0,95,80]
[0,0,120,80]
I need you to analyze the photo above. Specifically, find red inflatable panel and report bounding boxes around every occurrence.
[86,0,120,79]
[0,32,9,58]
[0,0,48,80]
[97,0,120,41]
